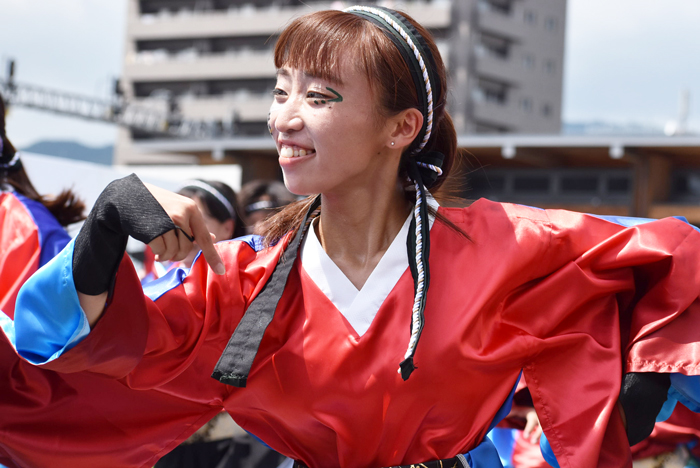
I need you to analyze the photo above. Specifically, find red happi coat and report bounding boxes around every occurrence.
[2,199,700,468]
[0,191,71,318]
[0,192,42,318]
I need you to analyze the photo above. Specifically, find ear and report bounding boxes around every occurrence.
[387,108,424,150]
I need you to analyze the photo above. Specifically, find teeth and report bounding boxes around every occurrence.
[280,146,316,158]
[280,145,314,158]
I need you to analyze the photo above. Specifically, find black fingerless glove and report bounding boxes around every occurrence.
[72,173,176,295]
[619,372,670,446]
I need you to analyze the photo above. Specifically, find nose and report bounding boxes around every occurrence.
[272,98,303,134]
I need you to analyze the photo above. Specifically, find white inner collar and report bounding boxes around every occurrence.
[301,196,439,337]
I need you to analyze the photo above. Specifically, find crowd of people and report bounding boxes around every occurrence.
[1,5,700,468]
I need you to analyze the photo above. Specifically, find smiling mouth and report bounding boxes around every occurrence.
[280,145,316,158]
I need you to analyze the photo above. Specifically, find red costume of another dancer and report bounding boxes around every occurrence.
[0,191,70,318]
[0,192,40,318]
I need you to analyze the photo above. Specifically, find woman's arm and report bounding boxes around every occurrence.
[75,177,225,326]
[508,209,700,467]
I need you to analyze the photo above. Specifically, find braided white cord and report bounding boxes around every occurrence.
[416,161,443,177]
[400,160,441,369]
[344,6,434,154]
[403,179,426,364]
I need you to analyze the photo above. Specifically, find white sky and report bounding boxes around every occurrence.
[564,0,700,129]
[1,0,699,148]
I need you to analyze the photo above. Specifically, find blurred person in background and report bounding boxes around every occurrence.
[238,179,297,234]
[142,179,246,281]
[0,94,85,318]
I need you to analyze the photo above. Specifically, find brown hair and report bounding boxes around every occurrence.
[258,9,462,243]
[1,95,85,226]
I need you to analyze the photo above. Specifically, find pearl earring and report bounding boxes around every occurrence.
[390,141,395,146]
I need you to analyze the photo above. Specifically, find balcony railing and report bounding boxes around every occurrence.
[124,50,276,81]
[130,1,451,39]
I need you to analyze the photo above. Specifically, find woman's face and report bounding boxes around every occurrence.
[269,61,394,196]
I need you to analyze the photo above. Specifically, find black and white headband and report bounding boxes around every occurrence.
[246,200,279,214]
[181,180,236,220]
[344,5,438,155]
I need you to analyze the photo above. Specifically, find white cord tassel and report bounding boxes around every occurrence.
[404,180,426,362]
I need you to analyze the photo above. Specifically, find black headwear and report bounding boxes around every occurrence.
[0,145,21,173]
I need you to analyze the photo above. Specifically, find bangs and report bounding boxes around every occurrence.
[274,11,381,86]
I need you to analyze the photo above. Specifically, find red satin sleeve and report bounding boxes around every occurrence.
[0,238,288,468]
[496,206,700,468]
[40,236,289,389]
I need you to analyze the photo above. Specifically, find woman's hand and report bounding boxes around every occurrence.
[79,180,227,327]
[144,183,226,275]
[508,405,543,443]
[522,408,542,443]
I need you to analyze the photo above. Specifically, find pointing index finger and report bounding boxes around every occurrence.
[190,211,226,275]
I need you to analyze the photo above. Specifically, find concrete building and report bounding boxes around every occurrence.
[116,0,568,176]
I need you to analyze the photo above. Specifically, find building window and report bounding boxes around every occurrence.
[545,16,557,31]
[522,54,535,70]
[561,176,599,193]
[519,97,533,113]
[513,176,549,192]
[478,0,513,15]
[607,177,630,194]
[524,9,537,25]
[466,168,633,204]
[477,32,511,59]
[477,78,509,105]
[544,59,556,75]
[542,103,552,117]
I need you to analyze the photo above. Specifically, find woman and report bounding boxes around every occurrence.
[3,7,700,468]
[0,94,84,317]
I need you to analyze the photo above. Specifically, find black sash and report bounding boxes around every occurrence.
[211,196,321,387]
